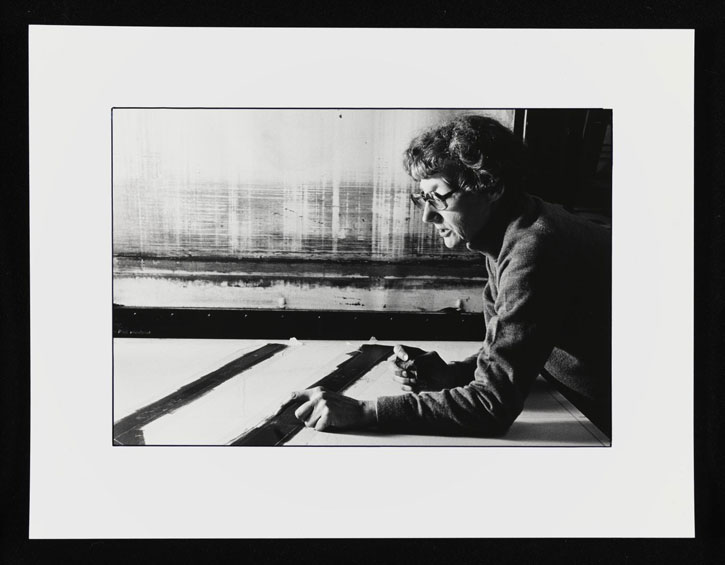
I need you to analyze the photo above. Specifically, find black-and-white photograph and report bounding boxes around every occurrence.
[26,26,695,539]
[112,108,613,447]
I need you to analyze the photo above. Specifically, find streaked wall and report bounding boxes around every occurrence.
[112,108,515,311]
[113,109,515,262]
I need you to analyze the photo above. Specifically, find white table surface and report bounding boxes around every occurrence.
[113,338,609,447]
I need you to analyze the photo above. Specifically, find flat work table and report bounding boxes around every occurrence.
[113,338,610,447]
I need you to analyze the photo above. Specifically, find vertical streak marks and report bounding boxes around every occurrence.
[112,109,514,261]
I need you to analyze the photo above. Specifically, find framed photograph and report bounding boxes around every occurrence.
[29,27,694,538]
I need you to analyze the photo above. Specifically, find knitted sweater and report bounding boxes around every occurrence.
[375,192,612,437]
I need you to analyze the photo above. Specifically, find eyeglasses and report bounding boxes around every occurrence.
[409,189,459,211]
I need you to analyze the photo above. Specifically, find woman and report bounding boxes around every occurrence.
[288,114,612,438]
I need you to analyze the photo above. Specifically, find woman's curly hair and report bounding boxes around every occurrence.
[403,114,527,196]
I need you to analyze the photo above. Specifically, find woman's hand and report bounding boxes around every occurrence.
[284,387,377,431]
[389,344,456,392]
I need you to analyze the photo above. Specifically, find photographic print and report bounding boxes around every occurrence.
[112,108,612,447]
[29,27,693,538]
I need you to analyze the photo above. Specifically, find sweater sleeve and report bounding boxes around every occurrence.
[376,233,567,436]
[445,270,496,386]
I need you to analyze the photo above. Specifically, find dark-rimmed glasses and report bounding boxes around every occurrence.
[410,189,459,211]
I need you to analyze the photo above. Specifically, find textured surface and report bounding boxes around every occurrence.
[112,108,515,262]
[112,258,488,311]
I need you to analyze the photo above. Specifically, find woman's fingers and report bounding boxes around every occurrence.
[393,344,410,362]
[388,351,419,391]
[294,398,316,424]
[392,372,416,382]
[305,403,324,428]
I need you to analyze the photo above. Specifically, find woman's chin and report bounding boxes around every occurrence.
[442,234,463,249]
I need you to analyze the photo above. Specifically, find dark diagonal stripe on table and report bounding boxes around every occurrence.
[114,343,288,445]
[230,343,393,446]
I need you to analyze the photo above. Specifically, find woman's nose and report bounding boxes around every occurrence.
[422,201,441,223]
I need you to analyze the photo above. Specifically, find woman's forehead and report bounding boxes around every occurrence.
[419,177,453,193]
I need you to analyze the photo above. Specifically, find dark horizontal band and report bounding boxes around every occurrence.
[113,306,484,341]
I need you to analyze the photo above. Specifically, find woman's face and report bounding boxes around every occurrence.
[418,177,495,249]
